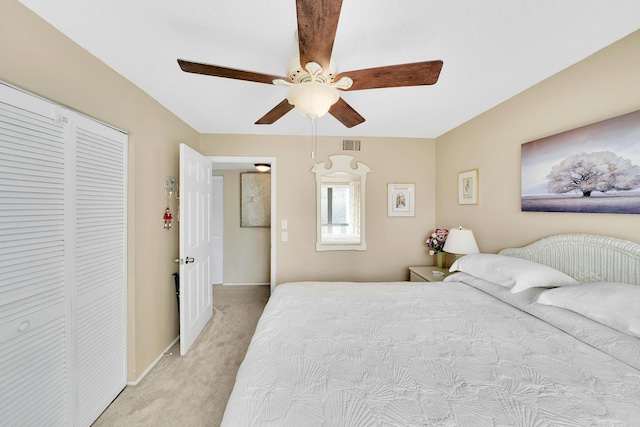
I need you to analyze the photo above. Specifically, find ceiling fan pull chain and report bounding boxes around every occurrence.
[309,114,318,159]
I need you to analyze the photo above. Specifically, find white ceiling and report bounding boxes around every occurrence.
[18,0,640,138]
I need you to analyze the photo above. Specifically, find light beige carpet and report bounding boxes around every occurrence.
[92,285,270,427]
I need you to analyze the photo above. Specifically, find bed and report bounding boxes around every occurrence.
[221,234,640,426]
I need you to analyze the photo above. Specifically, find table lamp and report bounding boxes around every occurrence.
[443,227,479,258]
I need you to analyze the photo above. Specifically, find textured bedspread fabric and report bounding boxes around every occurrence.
[221,282,640,427]
[448,272,640,372]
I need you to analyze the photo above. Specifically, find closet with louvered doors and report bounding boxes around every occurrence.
[0,82,127,427]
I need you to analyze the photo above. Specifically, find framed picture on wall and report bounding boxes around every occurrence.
[388,183,415,217]
[458,169,479,205]
[521,109,640,214]
[241,172,271,227]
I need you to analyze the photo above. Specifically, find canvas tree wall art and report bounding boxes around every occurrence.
[521,110,640,214]
[241,172,271,227]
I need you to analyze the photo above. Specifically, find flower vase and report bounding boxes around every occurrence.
[436,251,447,269]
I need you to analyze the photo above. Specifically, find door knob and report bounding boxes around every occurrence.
[185,257,195,264]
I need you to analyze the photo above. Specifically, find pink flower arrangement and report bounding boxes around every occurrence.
[426,228,449,255]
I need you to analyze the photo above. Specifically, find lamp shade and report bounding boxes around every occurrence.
[443,227,479,255]
[287,82,339,119]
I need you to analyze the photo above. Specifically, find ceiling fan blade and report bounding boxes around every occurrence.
[329,98,365,128]
[178,59,289,85]
[296,0,343,74]
[255,99,295,125]
[336,60,443,91]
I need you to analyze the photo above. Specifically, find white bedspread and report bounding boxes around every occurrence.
[221,281,640,426]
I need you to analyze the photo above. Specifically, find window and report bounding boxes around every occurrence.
[312,155,370,251]
[321,184,352,237]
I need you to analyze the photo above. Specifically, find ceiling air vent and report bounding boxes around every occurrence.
[342,139,361,151]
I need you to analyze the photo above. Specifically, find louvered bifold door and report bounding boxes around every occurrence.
[71,115,127,427]
[0,85,70,425]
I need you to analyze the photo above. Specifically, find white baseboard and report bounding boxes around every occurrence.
[221,282,269,286]
[127,335,179,386]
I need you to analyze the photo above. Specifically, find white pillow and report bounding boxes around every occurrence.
[536,283,640,338]
[449,253,578,293]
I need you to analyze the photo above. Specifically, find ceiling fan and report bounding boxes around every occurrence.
[178,0,443,128]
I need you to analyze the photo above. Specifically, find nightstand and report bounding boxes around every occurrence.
[409,266,451,282]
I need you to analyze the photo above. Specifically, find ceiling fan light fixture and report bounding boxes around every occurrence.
[179,5,442,128]
[254,163,271,172]
[287,82,339,119]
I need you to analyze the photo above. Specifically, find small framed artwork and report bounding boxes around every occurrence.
[458,169,479,205]
[388,183,415,217]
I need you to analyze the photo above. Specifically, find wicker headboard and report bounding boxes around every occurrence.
[498,234,640,286]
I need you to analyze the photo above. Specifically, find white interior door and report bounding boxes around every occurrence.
[179,144,213,355]
[0,84,69,425]
[0,83,127,425]
[72,113,127,426]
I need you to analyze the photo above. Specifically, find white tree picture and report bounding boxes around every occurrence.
[521,110,640,214]
[547,151,640,197]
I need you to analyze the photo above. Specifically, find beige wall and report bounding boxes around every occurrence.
[1,1,200,381]
[436,30,640,253]
[214,170,270,284]
[201,134,437,283]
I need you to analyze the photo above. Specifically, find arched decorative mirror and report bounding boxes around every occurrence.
[311,155,370,251]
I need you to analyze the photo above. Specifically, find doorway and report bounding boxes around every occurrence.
[209,156,276,294]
